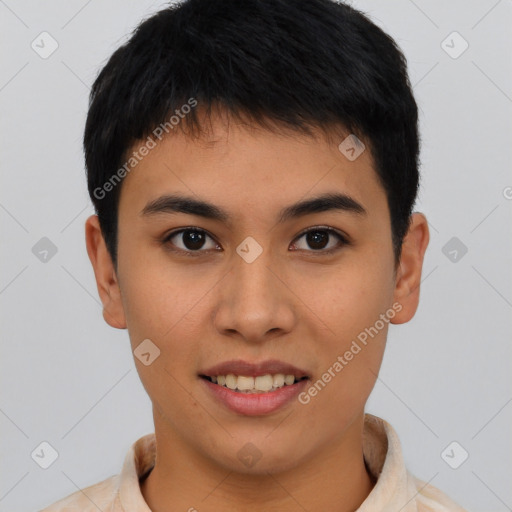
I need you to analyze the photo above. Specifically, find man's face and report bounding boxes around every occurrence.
[90,115,422,474]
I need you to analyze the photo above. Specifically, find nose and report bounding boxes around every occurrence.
[213,241,297,344]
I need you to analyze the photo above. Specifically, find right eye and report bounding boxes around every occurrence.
[161,228,221,256]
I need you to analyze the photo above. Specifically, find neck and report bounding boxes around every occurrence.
[141,412,375,512]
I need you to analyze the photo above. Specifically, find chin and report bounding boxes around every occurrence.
[209,437,308,476]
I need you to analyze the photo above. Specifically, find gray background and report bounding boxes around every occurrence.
[1,1,511,511]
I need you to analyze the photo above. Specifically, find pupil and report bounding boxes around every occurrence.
[184,230,205,250]
[307,230,328,250]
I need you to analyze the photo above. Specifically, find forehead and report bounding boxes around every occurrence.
[117,116,387,223]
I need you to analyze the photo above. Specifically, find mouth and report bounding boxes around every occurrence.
[199,373,309,394]
[198,359,311,415]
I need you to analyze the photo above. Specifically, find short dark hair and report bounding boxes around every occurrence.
[84,0,420,268]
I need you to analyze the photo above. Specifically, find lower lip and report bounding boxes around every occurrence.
[200,377,309,416]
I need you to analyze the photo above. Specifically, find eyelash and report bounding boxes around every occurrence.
[161,226,350,257]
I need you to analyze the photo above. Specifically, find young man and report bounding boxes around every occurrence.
[41,0,467,510]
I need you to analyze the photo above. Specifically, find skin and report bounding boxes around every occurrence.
[85,112,429,512]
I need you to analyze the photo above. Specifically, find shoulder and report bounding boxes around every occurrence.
[409,473,468,512]
[39,474,120,512]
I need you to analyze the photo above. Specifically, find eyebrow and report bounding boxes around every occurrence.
[140,192,367,224]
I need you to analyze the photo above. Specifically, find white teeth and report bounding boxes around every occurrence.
[255,375,273,391]
[237,376,254,390]
[273,374,285,388]
[208,373,301,392]
[225,374,237,390]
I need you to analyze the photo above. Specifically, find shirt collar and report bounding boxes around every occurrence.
[359,414,418,512]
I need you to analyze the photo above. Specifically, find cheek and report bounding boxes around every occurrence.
[323,258,395,336]
[117,244,214,380]
[309,255,393,393]
[116,236,191,336]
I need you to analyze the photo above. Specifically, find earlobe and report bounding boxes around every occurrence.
[85,214,127,330]
[390,212,430,325]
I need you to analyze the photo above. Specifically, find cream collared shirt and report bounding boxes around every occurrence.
[39,414,467,511]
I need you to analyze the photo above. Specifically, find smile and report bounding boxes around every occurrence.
[200,375,310,415]
[201,374,308,393]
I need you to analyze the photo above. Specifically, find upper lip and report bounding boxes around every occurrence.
[200,359,310,379]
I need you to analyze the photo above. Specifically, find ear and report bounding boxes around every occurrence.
[390,212,430,324]
[85,214,127,329]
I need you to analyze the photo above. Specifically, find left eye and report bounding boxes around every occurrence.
[291,227,348,253]
[162,227,347,255]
